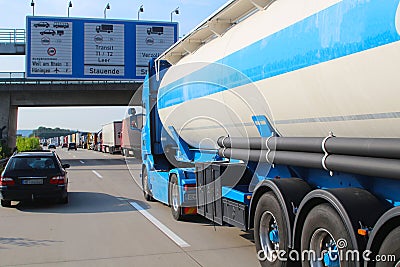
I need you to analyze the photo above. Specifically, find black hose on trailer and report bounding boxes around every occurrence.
[218,146,400,180]
[218,136,400,159]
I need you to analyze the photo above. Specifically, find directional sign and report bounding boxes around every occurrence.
[26,17,178,80]
[29,20,73,75]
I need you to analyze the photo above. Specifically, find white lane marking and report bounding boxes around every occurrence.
[80,160,85,164]
[129,201,190,248]
[92,170,103,179]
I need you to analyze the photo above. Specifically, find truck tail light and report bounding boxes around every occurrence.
[183,184,196,191]
[50,176,66,185]
[0,176,15,186]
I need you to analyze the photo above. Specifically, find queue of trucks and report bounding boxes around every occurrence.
[41,111,143,159]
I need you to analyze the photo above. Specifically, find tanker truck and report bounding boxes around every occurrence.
[141,0,400,266]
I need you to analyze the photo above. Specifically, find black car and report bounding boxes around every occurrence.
[48,144,56,149]
[0,151,69,207]
[68,143,77,151]
[33,22,50,28]
[40,29,56,36]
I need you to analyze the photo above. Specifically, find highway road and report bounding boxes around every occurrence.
[0,148,259,267]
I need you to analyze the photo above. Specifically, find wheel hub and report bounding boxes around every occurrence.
[309,228,340,267]
[172,183,179,211]
[259,211,280,261]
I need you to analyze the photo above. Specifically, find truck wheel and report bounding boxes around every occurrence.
[376,226,400,266]
[1,199,11,208]
[301,203,354,267]
[169,174,184,221]
[142,167,153,201]
[254,192,290,267]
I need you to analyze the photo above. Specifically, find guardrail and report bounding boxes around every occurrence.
[0,29,25,44]
[0,72,142,85]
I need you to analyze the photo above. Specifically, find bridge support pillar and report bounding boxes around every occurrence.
[0,92,18,151]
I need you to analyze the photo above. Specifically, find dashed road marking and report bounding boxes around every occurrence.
[92,170,103,179]
[129,201,190,248]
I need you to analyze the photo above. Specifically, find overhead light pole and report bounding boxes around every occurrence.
[170,7,179,22]
[104,3,110,19]
[31,0,35,16]
[137,5,144,20]
[67,1,72,17]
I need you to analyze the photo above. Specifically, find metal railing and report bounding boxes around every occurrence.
[0,72,142,85]
[0,29,25,44]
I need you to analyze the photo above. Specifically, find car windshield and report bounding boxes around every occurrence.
[7,156,57,171]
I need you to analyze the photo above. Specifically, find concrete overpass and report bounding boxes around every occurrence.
[0,72,142,150]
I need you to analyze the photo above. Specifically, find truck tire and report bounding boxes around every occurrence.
[142,167,153,201]
[169,174,184,221]
[301,203,355,267]
[254,192,290,267]
[376,226,400,266]
[1,199,11,208]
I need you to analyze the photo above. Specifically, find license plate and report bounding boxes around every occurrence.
[22,179,43,185]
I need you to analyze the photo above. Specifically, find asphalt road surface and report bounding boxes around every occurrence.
[0,147,259,267]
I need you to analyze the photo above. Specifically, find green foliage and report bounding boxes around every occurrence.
[16,137,41,152]
[0,142,9,159]
[30,126,76,139]
[0,142,11,172]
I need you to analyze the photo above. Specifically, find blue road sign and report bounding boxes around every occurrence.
[26,16,178,80]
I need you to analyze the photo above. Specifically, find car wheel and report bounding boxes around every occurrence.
[1,199,12,208]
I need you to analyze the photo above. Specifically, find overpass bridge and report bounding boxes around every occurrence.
[0,71,143,151]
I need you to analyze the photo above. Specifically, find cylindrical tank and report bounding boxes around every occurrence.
[157,0,400,149]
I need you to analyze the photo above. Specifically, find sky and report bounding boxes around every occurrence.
[0,0,228,132]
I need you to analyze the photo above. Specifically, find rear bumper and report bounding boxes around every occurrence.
[0,185,67,201]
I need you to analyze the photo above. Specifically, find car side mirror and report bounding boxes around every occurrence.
[62,164,70,169]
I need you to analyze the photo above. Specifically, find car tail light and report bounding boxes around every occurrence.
[183,184,196,191]
[50,176,66,185]
[0,176,15,186]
